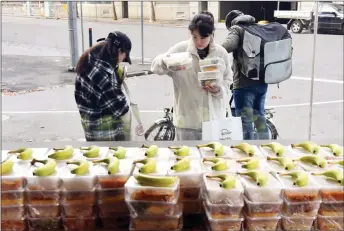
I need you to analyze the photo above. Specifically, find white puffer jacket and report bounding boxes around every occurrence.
[151,37,233,130]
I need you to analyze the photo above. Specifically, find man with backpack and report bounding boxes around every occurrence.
[222,10,293,140]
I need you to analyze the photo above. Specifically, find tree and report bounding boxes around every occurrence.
[150,1,156,22]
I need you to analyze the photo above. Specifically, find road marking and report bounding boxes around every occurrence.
[2,100,343,114]
[291,76,343,84]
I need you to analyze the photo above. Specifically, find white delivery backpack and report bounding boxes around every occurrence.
[237,22,293,84]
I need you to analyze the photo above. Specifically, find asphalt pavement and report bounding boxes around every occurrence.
[1,16,343,143]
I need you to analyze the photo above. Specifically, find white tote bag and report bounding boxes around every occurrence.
[202,86,243,141]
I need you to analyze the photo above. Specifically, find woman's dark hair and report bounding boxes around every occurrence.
[188,11,215,37]
[76,41,119,75]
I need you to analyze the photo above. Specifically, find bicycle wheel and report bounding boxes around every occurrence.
[266,120,278,140]
[144,121,176,141]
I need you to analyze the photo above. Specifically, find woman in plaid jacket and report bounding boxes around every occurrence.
[74,31,133,141]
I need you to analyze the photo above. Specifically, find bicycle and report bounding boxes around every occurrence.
[144,93,279,141]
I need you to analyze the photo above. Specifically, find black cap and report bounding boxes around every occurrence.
[107,31,132,64]
[225,10,244,30]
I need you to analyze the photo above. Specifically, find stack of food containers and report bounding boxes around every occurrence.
[198,58,224,89]
[166,146,203,228]
[95,152,134,231]
[57,147,98,231]
[1,150,28,231]
[125,145,182,231]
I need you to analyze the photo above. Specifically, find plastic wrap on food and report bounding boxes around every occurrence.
[203,200,243,219]
[124,176,180,202]
[1,189,25,206]
[129,204,183,231]
[61,203,95,218]
[62,216,96,231]
[239,172,282,202]
[126,199,178,216]
[316,214,344,231]
[203,173,244,205]
[276,172,321,202]
[281,214,315,231]
[167,158,202,187]
[205,208,243,231]
[26,189,60,205]
[162,52,193,72]
[245,214,281,231]
[1,205,25,220]
[27,217,62,231]
[282,197,321,217]
[27,204,60,218]
[197,71,222,88]
[319,200,344,216]
[95,159,133,189]
[244,196,282,218]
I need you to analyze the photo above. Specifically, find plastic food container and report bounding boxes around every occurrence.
[60,175,96,191]
[203,173,244,205]
[316,214,344,231]
[1,218,27,230]
[124,176,180,202]
[319,200,344,216]
[129,204,183,231]
[1,176,24,191]
[312,173,344,202]
[199,57,225,67]
[200,64,225,73]
[26,189,60,205]
[239,173,282,202]
[230,145,265,159]
[162,52,193,72]
[245,214,281,231]
[1,189,24,205]
[61,203,95,218]
[182,199,202,214]
[281,214,315,231]
[100,215,130,229]
[132,160,169,176]
[179,187,201,201]
[62,216,96,231]
[27,217,62,231]
[96,187,125,203]
[95,158,133,189]
[27,204,60,218]
[282,197,321,217]
[167,159,203,187]
[276,172,321,202]
[26,176,61,191]
[203,200,244,219]
[205,208,243,231]
[202,159,238,174]
[197,71,222,88]
[1,205,25,220]
[98,200,129,216]
[244,196,282,218]
[126,198,178,216]
[61,188,96,204]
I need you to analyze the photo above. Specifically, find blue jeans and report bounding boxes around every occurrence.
[233,84,269,140]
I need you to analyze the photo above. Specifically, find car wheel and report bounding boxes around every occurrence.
[291,20,303,33]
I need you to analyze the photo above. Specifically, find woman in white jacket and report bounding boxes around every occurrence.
[151,11,233,140]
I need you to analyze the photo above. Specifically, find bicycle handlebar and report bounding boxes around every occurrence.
[125,70,153,78]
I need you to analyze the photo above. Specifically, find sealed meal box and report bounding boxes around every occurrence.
[94,158,133,189]
[198,71,222,88]
[167,158,202,187]
[319,200,344,216]
[62,216,97,231]
[98,200,129,216]
[282,197,321,217]
[27,217,62,231]
[281,214,315,231]
[126,198,178,216]
[27,204,60,218]
[61,188,96,205]
[316,214,344,231]
[203,199,243,219]
[276,171,320,202]
[239,171,282,202]
[1,189,25,206]
[162,52,193,72]
[311,168,344,202]
[203,173,244,205]
[205,208,243,231]
[182,199,202,214]
[199,57,225,67]
[200,64,225,73]
[61,203,95,218]
[25,189,60,205]
[244,196,282,218]
[124,175,180,202]
[2,205,25,220]
[245,214,281,231]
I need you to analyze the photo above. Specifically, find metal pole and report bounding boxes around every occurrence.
[67,2,79,71]
[308,1,319,140]
[80,2,85,53]
[277,1,280,11]
[141,1,144,64]
[89,28,93,47]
